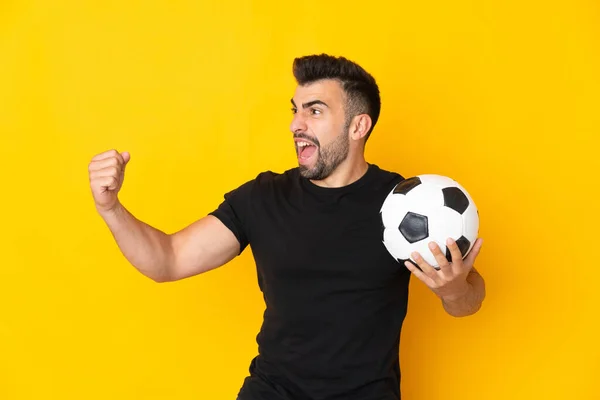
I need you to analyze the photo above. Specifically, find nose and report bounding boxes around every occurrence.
[290,112,307,134]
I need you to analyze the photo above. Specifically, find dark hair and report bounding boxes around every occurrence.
[292,54,381,140]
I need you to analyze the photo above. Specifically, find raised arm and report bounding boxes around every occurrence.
[89,149,240,282]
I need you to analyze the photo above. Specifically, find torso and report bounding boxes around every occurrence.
[238,164,410,400]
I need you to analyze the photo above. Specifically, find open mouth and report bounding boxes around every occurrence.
[296,140,318,162]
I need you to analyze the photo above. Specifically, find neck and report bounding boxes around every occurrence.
[309,156,369,188]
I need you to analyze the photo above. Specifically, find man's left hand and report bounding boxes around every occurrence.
[404,237,483,300]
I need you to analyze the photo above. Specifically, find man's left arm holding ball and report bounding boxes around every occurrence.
[404,238,486,317]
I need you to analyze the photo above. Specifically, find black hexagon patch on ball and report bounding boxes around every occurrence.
[399,212,428,243]
[445,236,471,262]
[442,187,469,214]
[393,177,422,195]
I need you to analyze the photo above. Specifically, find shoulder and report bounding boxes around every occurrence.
[253,167,300,187]
[224,168,299,198]
[367,163,405,189]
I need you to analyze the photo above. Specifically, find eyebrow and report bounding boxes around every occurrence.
[291,99,329,109]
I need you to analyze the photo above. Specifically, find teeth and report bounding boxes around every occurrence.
[297,141,312,147]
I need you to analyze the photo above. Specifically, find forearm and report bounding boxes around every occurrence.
[99,203,174,282]
[441,268,486,317]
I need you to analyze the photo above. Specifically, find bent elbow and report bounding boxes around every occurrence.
[146,265,176,283]
[149,274,171,283]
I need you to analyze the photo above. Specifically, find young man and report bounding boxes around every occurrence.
[88,54,485,400]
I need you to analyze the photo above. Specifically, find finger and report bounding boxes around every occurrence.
[89,166,120,180]
[91,149,122,162]
[411,251,440,282]
[93,175,119,191]
[404,260,437,287]
[427,241,452,273]
[121,151,131,165]
[89,156,121,172]
[464,237,483,266]
[445,237,464,268]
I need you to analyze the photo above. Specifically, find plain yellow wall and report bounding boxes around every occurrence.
[1,1,599,399]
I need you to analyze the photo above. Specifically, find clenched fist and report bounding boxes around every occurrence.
[89,149,131,213]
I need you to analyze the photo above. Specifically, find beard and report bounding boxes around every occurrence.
[298,119,351,180]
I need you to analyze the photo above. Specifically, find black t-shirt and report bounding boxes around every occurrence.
[210,163,410,400]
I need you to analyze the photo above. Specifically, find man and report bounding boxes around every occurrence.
[88,54,485,400]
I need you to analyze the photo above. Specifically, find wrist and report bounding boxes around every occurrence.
[97,201,124,220]
[441,282,471,303]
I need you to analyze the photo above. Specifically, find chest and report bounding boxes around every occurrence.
[248,188,403,286]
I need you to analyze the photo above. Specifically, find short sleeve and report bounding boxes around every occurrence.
[209,179,255,254]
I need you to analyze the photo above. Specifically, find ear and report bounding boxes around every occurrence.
[349,114,372,141]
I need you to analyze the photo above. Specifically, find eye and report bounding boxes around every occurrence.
[310,108,321,115]
[291,108,297,114]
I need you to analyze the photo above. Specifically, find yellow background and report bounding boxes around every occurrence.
[1,1,599,399]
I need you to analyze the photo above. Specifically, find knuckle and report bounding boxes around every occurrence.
[89,160,101,172]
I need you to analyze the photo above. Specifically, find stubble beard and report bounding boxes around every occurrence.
[299,119,351,180]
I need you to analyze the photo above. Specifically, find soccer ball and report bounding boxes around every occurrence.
[380,174,479,269]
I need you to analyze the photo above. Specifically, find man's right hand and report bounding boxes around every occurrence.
[88,149,131,214]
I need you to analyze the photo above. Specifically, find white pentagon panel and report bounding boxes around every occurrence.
[403,181,444,207]
[380,194,409,229]
[380,187,399,212]
[418,174,458,189]
[382,227,412,261]
[428,205,463,245]
[462,202,479,242]
[409,238,438,268]
[403,196,436,218]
